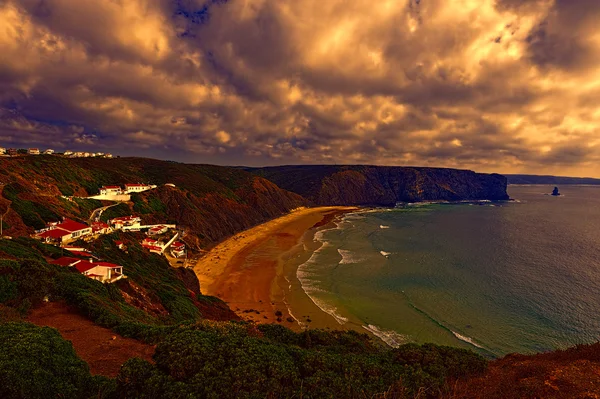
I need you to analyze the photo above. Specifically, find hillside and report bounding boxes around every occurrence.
[506,174,600,185]
[0,156,308,248]
[249,165,509,206]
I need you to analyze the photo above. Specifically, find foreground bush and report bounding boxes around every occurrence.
[116,323,487,398]
[0,322,114,399]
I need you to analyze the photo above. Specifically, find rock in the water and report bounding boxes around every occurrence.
[551,186,561,196]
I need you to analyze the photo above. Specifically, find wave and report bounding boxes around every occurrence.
[297,248,348,325]
[380,251,391,258]
[362,324,409,348]
[397,199,496,208]
[402,292,490,352]
[337,249,364,264]
[452,331,484,349]
[380,225,390,229]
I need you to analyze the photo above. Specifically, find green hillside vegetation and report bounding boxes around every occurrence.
[0,238,488,398]
[0,322,115,399]
[0,237,220,340]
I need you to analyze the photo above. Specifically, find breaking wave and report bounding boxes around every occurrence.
[362,324,409,348]
[337,249,364,264]
[452,331,484,349]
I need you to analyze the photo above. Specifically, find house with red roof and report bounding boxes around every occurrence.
[110,215,141,229]
[141,237,164,254]
[147,225,168,236]
[91,221,111,235]
[115,241,126,250]
[170,241,186,258]
[35,219,92,245]
[99,186,123,196]
[51,257,125,283]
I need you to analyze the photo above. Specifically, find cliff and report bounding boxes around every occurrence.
[250,165,510,206]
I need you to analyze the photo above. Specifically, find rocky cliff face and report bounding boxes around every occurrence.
[251,165,510,206]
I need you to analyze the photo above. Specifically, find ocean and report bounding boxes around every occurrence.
[290,185,600,357]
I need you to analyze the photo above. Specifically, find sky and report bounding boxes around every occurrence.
[0,0,599,177]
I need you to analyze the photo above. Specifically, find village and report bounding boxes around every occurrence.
[31,183,186,285]
[0,147,114,158]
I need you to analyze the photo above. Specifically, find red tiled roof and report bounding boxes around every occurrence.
[51,257,81,267]
[172,242,185,248]
[56,219,89,233]
[92,222,109,231]
[74,261,96,273]
[115,241,124,245]
[112,216,139,222]
[39,229,70,239]
[94,262,121,268]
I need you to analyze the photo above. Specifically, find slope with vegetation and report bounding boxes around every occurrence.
[0,156,308,248]
[0,237,489,398]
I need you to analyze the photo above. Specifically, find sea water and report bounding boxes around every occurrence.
[295,185,600,357]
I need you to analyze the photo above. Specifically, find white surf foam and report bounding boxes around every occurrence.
[380,251,391,258]
[362,324,409,348]
[452,331,484,349]
[297,249,348,325]
[380,225,390,229]
[337,249,364,264]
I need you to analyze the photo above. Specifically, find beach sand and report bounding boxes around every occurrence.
[193,206,358,327]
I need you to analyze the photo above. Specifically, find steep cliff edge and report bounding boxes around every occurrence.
[250,165,510,206]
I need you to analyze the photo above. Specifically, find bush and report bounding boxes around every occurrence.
[0,322,114,399]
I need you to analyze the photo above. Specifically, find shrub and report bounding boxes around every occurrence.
[0,322,114,399]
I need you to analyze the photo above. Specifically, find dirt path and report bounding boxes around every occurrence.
[27,302,155,378]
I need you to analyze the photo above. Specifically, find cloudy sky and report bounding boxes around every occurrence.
[1,0,599,177]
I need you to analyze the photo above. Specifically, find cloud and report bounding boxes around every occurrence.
[0,0,599,176]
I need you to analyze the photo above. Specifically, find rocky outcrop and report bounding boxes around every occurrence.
[251,165,509,206]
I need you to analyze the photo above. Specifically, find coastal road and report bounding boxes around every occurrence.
[88,204,118,224]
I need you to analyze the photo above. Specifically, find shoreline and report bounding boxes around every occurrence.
[192,206,359,327]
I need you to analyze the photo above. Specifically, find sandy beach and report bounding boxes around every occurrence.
[193,206,358,326]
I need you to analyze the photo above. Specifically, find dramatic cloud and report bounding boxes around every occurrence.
[0,0,599,176]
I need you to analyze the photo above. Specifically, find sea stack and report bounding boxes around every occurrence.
[551,187,561,196]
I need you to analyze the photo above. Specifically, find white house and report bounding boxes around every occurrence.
[141,237,164,254]
[110,215,141,229]
[0,148,6,155]
[73,152,84,157]
[35,219,92,245]
[43,149,54,155]
[171,241,186,258]
[105,153,113,158]
[91,221,111,235]
[147,225,168,236]
[124,184,156,193]
[83,152,91,157]
[95,152,104,157]
[51,257,125,284]
[28,148,40,155]
[99,185,123,195]
[64,150,73,156]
